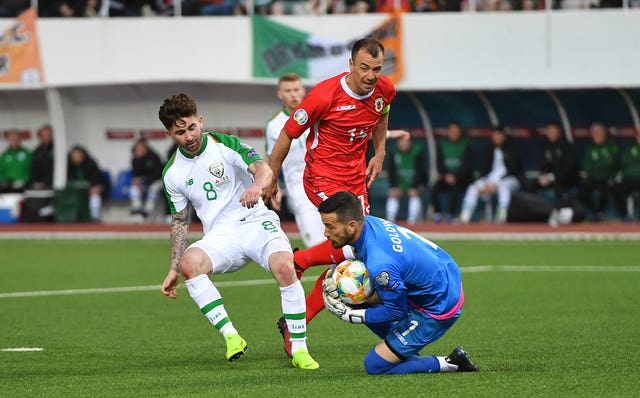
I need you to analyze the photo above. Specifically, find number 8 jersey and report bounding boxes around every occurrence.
[163,133,265,233]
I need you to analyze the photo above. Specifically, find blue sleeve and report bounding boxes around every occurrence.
[364,265,408,324]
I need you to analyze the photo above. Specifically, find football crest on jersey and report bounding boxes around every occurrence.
[294,109,308,125]
[209,163,224,178]
[374,97,385,113]
[374,271,390,287]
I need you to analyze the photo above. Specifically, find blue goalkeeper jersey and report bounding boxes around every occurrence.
[353,216,463,325]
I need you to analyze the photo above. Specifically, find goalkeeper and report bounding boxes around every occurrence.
[319,191,478,375]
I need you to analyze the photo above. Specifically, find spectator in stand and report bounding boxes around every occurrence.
[612,132,640,223]
[67,145,108,222]
[385,135,427,225]
[199,0,240,15]
[0,0,30,17]
[0,131,32,193]
[30,124,55,190]
[460,125,523,224]
[531,122,579,209]
[430,121,474,223]
[130,138,164,221]
[578,122,620,222]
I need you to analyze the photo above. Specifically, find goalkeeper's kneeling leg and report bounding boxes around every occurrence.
[364,348,396,375]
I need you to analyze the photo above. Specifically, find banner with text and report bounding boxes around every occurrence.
[252,12,403,84]
[0,8,44,84]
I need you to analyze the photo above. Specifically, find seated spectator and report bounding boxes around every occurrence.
[130,138,164,221]
[612,132,640,222]
[0,131,32,193]
[385,135,427,225]
[577,122,619,222]
[67,145,108,222]
[531,122,579,209]
[30,124,55,190]
[430,121,474,223]
[460,125,523,224]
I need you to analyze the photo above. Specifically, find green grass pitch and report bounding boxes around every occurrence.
[1,238,639,397]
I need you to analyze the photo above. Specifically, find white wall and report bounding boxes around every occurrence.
[30,11,640,89]
[401,10,640,90]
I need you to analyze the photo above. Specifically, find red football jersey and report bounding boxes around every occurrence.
[284,72,396,191]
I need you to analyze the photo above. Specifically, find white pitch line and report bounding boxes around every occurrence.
[0,266,638,299]
[0,276,317,299]
[1,348,44,352]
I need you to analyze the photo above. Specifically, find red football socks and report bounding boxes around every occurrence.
[293,240,346,270]
[306,268,329,323]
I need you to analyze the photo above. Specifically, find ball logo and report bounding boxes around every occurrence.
[294,109,308,125]
[374,97,385,113]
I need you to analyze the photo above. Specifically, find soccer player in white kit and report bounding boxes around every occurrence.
[264,73,327,248]
[159,93,319,370]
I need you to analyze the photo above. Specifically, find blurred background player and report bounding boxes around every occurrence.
[459,125,523,224]
[319,191,478,375]
[264,38,396,354]
[158,93,318,370]
[130,138,164,222]
[265,73,326,248]
[385,134,427,225]
[430,121,474,223]
[0,130,32,193]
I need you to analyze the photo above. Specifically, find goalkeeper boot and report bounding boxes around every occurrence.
[291,348,319,370]
[277,316,293,358]
[445,346,479,372]
[225,334,248,362]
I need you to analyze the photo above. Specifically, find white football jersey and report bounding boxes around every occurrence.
[163,133,266,234]
[265,109,309,193]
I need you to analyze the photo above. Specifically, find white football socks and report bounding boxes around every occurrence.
[185,274,238,338]
[280,281,307,353]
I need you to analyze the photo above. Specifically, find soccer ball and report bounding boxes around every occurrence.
[332,259,374,305]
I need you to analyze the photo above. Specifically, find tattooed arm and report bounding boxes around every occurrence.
[161,208,189,299]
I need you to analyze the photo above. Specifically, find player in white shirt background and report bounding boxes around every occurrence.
[159,93,319,370]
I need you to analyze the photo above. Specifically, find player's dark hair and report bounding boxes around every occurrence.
[159,93,198,130]
[318,191,365,224]
[351,38,384,61]
[278,73,301,84]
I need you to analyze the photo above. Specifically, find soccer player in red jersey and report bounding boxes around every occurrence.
[264,37,397,356]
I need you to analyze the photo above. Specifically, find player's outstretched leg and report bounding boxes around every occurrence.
[363,346,478,375]
[293,240,347,272]
[185,274,247,362]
